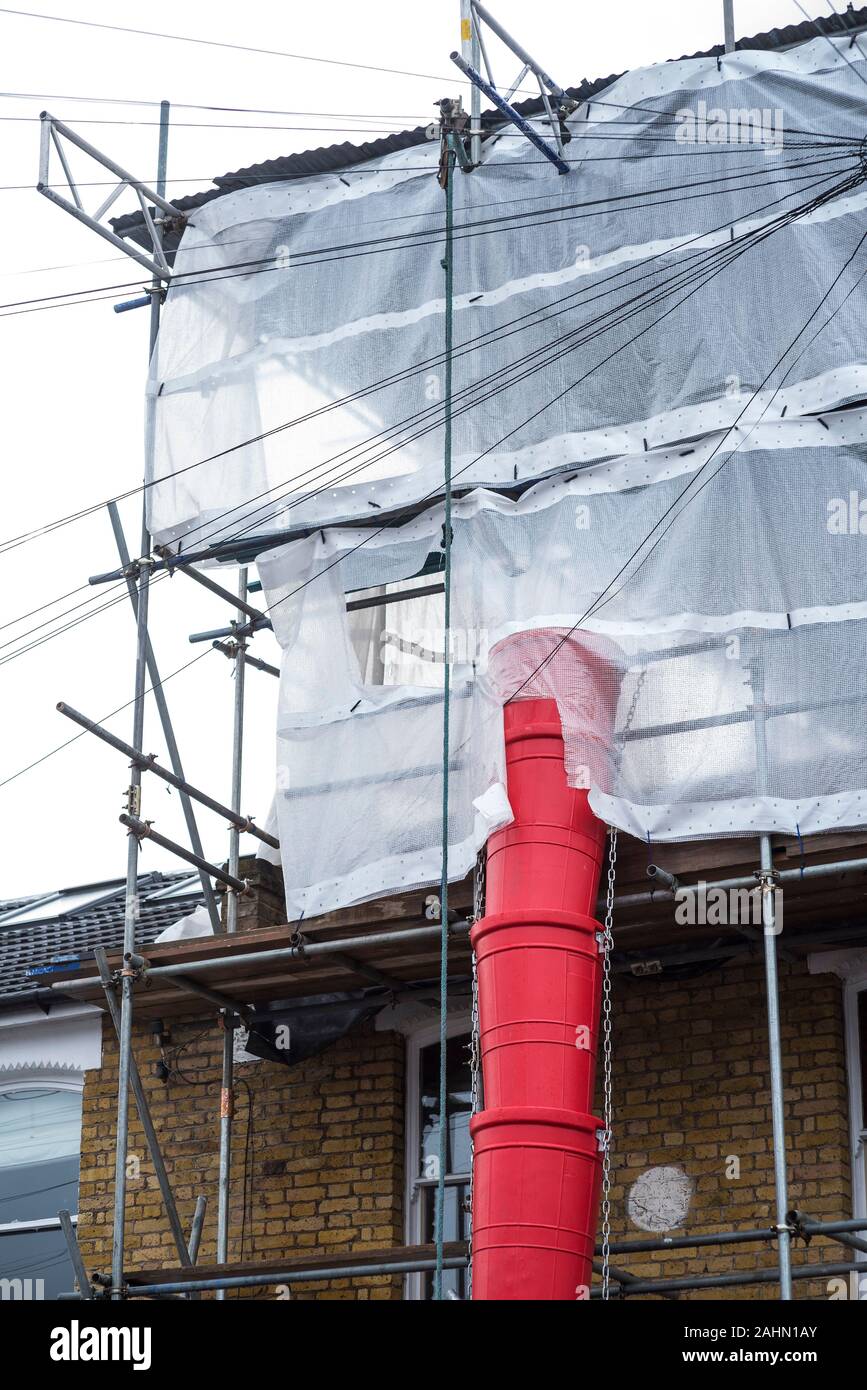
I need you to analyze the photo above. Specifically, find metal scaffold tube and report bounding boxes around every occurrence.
[751,647,793,1301]
[94,946,193,1273]
[106,503,223,930]
[56,700,278,850]
[110,100,170,1300]
[119,814,249,892]
[122,1256,469,1298]
[216,568,248,1296]
[760,831,793,1300]
[53,920,472,996]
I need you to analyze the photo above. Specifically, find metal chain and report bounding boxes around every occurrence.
[466,846,486,1299]
[619,667,646,740]
[473,843,486,924]
[600,825,618,1302]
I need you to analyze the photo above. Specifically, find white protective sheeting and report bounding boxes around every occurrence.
[148,36,867,548]
[256,535,510,917]
[259,432,867,908]
[146,35,867,912]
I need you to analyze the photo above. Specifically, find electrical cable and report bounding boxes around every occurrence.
[792,0,867,87]
[174,161,861,559]
[822,0,867,67]
[499,226,867,704]
[2,150,851,558]
[0,165,859,695]
[1,147,853,313]
[0,7,527,88]
[0,159,852,667]
[1,162,862,790]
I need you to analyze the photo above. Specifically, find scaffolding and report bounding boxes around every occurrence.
[27,4,867,1303]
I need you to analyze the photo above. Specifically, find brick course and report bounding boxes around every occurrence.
[76,1015,405,1300]
[600,957,852,1299]
[75,954,854,1300]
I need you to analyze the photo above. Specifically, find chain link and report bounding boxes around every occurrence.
[600,825,618,1302]
[619,668,646,740]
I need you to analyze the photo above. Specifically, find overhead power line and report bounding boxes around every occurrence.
[0,154,857,567]
[0,147,855,316]
[0,7,485,85]
[2,161,864,791]
[0,171,830,667]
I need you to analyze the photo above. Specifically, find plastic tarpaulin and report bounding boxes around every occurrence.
[146,35,867,912]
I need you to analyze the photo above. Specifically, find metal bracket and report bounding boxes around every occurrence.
[755,867,781,889]
[37,113,184,281]
[786,1209,809,1244]
[449,2,573,174]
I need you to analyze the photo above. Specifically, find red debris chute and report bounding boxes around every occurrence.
[470,633,623,1300]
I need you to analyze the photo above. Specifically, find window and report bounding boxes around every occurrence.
[0,1077,83,1299]
[405,1018,472,1300]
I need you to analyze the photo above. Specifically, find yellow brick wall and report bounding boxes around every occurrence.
[76,956,854,1300]
[602,957,853,1299]
[77,1015,405,1300]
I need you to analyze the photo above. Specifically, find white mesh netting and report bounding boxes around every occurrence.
[147,36,867,913]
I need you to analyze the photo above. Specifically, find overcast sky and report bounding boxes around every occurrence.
[0,1,819,899]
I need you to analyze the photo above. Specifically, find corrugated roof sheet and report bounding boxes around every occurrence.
[111,7,867,252]
[0,872,204,999]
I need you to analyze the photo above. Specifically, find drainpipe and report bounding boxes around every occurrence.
[470,633,623,1299]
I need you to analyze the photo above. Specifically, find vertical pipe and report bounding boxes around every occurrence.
[434,138,456,1302]
[760,832,793,1299]
[723,0,736,53]
[111,560,150,1299]
[752,652,793,1301]
[95,946,192,1268]
[110,97,169,1301]
[226,568,247,936]
[215,568,247,1296]
[461,1,481,166]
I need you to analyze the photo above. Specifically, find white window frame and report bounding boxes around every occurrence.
[0,1069,84,1235]
[404,1011,471,1301]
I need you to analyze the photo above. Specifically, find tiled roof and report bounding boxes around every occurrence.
[0,873,204,1000]
[112,7,867,252]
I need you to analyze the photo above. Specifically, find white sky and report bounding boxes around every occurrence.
[0,1,817,898]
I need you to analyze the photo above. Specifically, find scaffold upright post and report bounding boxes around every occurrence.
[110,99,170,1300]
[460,1,482,165]
[216,567,248,1296]
[751,647,793,1301]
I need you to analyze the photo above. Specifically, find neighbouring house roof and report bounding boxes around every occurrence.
[112,7,867,252]
[0,872,205,1002]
